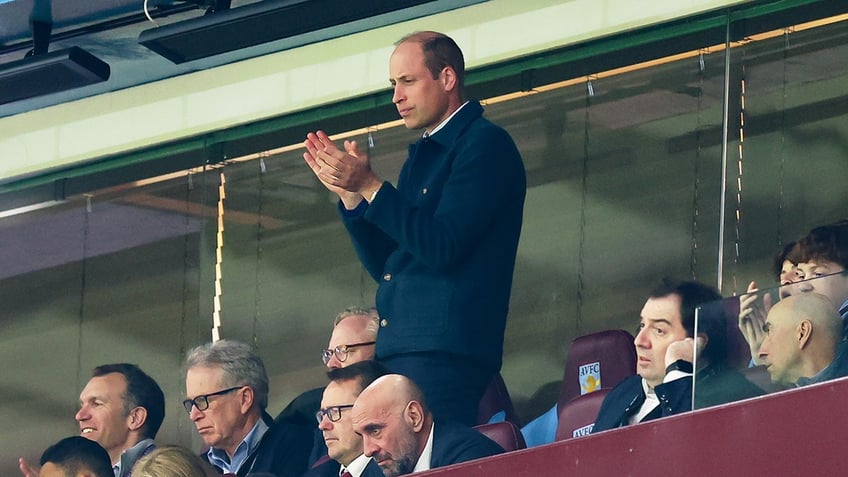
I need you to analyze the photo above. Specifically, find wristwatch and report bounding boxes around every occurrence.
[665,359,693,374]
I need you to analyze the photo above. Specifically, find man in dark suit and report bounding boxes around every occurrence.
[592,278,764,433]
[303,30,526,426]
[304,361,391,477]
[351,374,503,477]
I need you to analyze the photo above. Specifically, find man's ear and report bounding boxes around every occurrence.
[127,406,147,432]
[440,67,457,93]
[798,320,813,349]
[239,386,255,414]
[405,401,425,432]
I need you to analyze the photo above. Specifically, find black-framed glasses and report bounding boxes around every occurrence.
[315,404,354,423]
[321,341,376,365]
[182,386,243,413]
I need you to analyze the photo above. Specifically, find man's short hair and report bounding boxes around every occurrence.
[327,360,392,395]
[40,436,113,477]
[184,340,270,410]
[396,31,465,98]
[798,220,848,268]
[91,363,165,439]
[649,278,726,365]
[334,306,380,329]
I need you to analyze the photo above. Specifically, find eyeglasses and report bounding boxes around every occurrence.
[182,386,243,413]
[315,404,354,423]
[321,341,376,365]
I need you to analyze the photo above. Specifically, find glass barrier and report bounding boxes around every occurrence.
[694,272,848,410]
[3,9,848,472]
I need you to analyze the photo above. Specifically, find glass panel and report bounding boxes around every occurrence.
[4,10,848,473]
[694,272,848,410]
[720,19,848,294]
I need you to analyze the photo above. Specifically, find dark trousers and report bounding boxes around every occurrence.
[379,352,493,426]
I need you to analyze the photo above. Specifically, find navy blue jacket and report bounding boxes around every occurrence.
[341,101,526,371]
[429,420,505,468]
[592,365,764,433]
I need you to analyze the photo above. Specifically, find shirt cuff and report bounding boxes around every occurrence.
[339,197,368,218]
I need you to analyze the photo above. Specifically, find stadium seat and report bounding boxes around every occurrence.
[477,372,521,426]
[558,329,636,407]
[474,421,527,451]
[555,388,611,440]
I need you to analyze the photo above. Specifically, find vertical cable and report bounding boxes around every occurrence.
[732,43,748,296]
[180,171,194,356]
[212,170,226,342]
[75,194,92,393]
[576,75,595,335]
[690,50,707,279]
[716,15,732,292]
[776,28,791,246]
[177,170,193,440]
[253,156,267,347]
[362,128,377,306]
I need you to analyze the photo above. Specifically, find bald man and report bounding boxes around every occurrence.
[351,374,503,477]
[758,293,848,386]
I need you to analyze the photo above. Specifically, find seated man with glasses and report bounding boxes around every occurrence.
[183,339,313,477]
[304,360,391,477]
[275,307,379,429]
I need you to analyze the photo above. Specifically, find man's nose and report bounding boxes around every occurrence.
[318,415,333,431]
[188,405,204,421]
[758,338,770,360]
[634,328,650,348]
[326,355,342,369]
[362,437,379,457]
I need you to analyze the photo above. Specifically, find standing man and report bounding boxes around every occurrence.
[303,30,526,426]
[304,360,391,477]
[20,363,165,477]
[183,340,313,477]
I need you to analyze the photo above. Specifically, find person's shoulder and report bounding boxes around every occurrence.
[274,386,324,427]
[435,421,505,455]
[608,375,642,395]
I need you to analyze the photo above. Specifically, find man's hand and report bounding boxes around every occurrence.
[738,281,771,366]
[664,336,704,370]
[19,457,39,477]
[303,130,382,204]
[303,131,363,209]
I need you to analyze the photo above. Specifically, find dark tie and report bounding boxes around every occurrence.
[340,472,353,477]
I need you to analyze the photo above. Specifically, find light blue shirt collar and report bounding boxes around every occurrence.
[206,417,269,474]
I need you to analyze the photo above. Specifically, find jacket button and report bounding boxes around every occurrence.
[383,273,392,281]
[380,319,388,327]
[422,187,428,194]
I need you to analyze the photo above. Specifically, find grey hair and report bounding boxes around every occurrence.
[184,340,269,410]
[334,306,380,338]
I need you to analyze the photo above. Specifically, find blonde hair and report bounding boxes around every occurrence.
[132,445,217,477]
